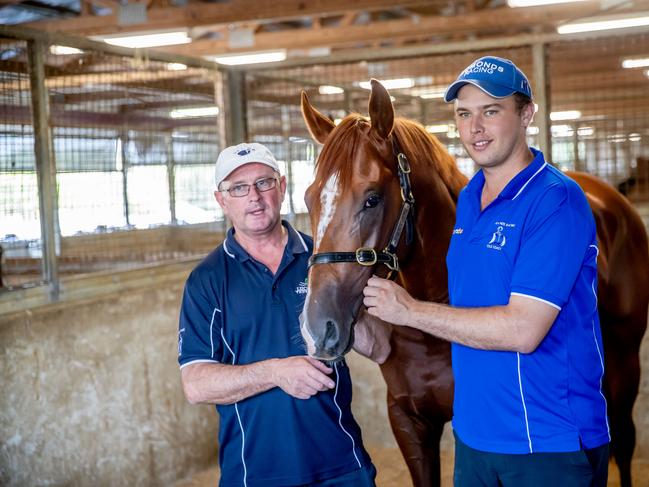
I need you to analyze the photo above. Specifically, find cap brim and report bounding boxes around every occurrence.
[444,79,516,103]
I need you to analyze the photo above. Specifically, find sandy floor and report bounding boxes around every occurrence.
[176,446,648,486]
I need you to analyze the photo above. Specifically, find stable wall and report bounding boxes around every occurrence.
[0,263,217,486]
[1,262,648,485]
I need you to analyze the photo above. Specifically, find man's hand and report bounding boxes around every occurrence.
[271,356,335,399]
[363,276,415,326]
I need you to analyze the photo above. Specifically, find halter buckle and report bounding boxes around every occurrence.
[397,153,411,174]
[355,247,378,266]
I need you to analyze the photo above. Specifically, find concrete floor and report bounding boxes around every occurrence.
[176,446,649,487]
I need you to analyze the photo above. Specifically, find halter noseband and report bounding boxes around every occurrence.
[307,136,415,279]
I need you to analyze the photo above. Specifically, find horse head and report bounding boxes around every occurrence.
[299,80,421,361]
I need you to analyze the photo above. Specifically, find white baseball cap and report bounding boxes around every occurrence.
[215,142,280,189]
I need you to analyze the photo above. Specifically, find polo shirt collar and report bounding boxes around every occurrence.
[465,147,547,201]
[222,220,308,262]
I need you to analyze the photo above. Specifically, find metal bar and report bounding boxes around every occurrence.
[120,131,131,227]
[167,135,177,225]
[27,40,59,300]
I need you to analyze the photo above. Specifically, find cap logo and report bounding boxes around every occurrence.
[462,60,505,77]
[237,148,253,156]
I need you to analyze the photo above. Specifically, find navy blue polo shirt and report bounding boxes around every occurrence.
[178,221,370,486]
[446,148,610,454]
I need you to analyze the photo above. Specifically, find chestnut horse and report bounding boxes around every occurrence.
[299,80,649,487]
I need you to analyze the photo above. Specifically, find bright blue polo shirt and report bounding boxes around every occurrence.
[446,148,610,454]
[178,221,371,486]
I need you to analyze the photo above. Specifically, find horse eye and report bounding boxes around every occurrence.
[364,193,381,209]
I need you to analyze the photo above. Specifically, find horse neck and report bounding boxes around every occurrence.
[398,150,464,304]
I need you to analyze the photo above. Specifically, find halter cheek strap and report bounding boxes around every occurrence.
[307,135,416,280]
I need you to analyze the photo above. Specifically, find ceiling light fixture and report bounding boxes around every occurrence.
[208,50,287,66]
[319,85,345,95]
[550,110,582,121]
[558,13,649,34]
[411,87,447,99]
[621,57,649,68]
[170,106,219,119]
[50,45,83,55]
[358,78,415,90]
[93,31,191,48]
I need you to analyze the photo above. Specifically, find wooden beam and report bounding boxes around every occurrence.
[1,103,218,131]
[159,2,616,57]
[24,0,434,36]
[3,68,205,90]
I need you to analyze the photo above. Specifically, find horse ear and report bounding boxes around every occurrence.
[368,79,394,140]
[301,91,335,144]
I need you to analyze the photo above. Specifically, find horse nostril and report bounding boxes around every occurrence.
[323,320,339,349]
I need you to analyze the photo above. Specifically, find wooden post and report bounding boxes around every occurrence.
[532,43,551,163]
[27,40,59,300]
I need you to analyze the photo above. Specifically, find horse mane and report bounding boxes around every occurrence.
[391,117,467,200]
[312,113,466,203]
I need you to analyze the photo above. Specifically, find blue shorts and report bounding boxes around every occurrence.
[454,431,608,487]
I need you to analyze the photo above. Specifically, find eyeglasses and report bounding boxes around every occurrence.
[220,176,279,197]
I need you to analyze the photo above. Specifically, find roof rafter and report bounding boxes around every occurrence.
[24,0,434,35]
[159,2,611,57]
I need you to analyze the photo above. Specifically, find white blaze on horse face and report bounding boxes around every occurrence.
[315,173,341,249]
[299,307,317,356]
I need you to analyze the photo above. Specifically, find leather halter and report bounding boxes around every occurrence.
[307,136,415,279]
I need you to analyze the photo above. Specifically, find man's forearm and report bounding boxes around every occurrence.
[406,295,557,353]
[181,360,278,405]
[407,300,520,350]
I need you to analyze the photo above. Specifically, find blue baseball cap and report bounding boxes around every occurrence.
[444,56,532,103]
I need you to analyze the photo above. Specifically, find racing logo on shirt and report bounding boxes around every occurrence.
[295,278,308,294]
[487,221,515,250]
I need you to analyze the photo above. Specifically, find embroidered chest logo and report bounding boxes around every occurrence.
[453,227,464,235]
[487,221,515,251]
[295,278,308,295]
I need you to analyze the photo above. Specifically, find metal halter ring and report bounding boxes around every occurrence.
[355,248,378,266]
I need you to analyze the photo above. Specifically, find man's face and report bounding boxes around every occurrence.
[454,84,533,170]
[214,162,286,238]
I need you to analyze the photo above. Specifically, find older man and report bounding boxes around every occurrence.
[178,142,375,486]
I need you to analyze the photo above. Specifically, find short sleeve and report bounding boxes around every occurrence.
[178,270,223,368]
[510,182,595,309]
